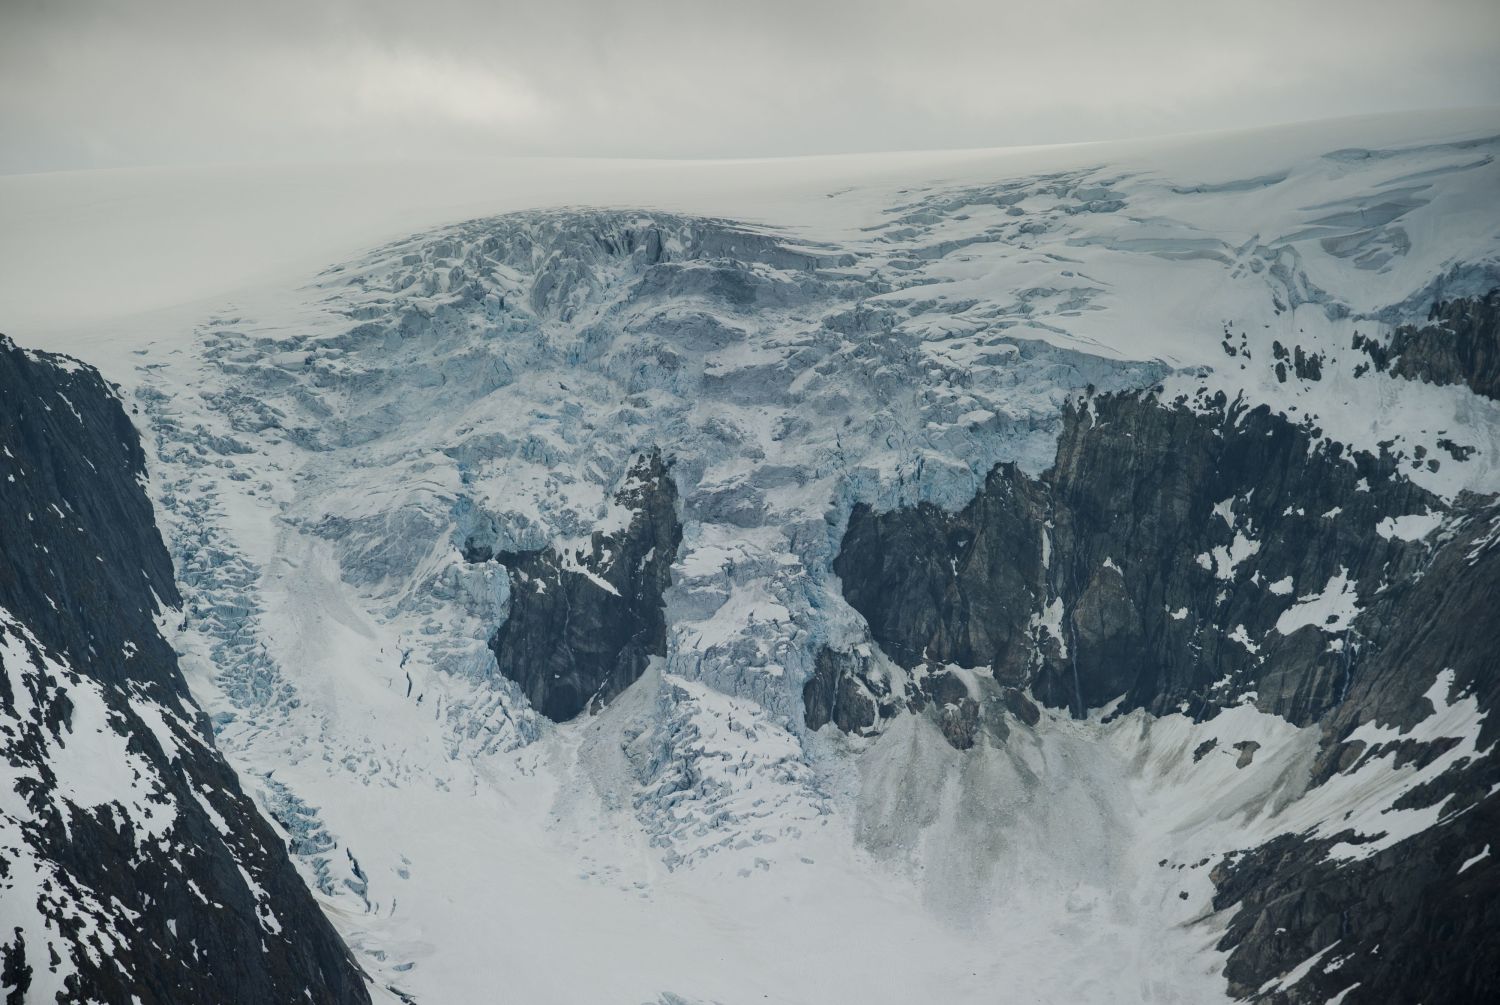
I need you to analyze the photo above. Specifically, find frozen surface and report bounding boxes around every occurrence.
[5,107,1499,352]
[0,610,185,998]
[5,110,1499,1003]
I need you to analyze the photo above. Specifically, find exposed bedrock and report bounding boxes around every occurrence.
[822,295,1500,1002]
[0,336,369,1005]
[1211,492,1500,1004]
[1353,287,1500,400]
[1214,805,1500,1005]
[473,450,682,722]
[832,386,1440,733]
[802,647,897,738]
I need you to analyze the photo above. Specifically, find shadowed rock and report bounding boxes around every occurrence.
[0,335,370,1005]
[835,387,1437,731]
[1353,288,1500,400]
[482,450,681,721]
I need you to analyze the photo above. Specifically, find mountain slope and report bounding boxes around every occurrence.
[4,111,1499,1003]
[0,337,369,1004]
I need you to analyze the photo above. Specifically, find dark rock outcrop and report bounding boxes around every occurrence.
[0,336,369,1004]
[1212,791,1500,1005]
[479,450,681,721]
[804,645,1042,750]
[1353,289,1500,399]
[836,389,1437,733]
[1210,493,1500,1004]
[802,647,892,736]
[826,295,1500,1002]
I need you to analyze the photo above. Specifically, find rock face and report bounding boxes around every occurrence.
[826,296,1500,1003]
[476,450,681,721]
[1211,492,1500,1005]
[0,336,369,1005]
[1354,289,1500,400]
[1213,788,1500,1005]
[833,387,1438,732]
[802,647,889,737]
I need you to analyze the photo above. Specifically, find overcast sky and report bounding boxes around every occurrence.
[3,0,1498,173]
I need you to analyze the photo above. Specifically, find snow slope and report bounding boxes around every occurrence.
[5,107,1498,351]
[4,110,1498,1003]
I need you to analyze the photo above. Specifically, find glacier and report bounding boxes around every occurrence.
[4,109,1499,1003]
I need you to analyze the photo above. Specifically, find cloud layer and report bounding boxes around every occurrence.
[3,0,1498,172]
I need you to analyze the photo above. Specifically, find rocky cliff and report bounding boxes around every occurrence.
[78,119,1500,1003]
[832,388,1440,734]
[823,292,1500,1003]
[0,336,370,1004]
[474,450,681,721]
[1355,289,1500,401]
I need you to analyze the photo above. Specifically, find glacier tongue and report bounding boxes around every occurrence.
[115,121,1500,1003]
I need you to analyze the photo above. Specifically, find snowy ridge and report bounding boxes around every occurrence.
[0,336,369,1004]
[1,611,180,1000]
[97,115,1500,1002]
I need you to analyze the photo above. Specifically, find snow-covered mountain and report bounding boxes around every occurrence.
[3,110,1499,1003]
[0,338,368,1003]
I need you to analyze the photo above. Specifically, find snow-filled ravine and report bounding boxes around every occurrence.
[9,110,1499,1003]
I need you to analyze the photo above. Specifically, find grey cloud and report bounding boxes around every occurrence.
[2,0,1497,172]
